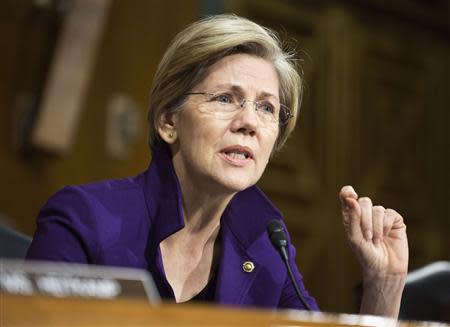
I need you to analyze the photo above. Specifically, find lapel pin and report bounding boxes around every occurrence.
[242,261,255,273]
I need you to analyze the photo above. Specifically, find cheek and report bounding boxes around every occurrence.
[253,131,278,179]
[260,127,279,156]
[177,118,222,155]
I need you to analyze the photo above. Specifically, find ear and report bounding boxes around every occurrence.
[157,111,178,144]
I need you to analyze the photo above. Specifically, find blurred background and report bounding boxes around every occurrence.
[0,0,449,315]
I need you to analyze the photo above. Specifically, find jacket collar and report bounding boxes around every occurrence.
[142,143,283,249]
[142,144,186,247]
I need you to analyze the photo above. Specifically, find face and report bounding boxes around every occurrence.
[160,53,280,195]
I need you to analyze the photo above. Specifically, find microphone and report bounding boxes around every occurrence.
[267,219,312,311]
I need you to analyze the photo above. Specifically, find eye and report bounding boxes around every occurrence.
[258,102,276,114]
[212,93,234,104]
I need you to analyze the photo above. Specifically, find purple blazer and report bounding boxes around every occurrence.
[27,145,318,310]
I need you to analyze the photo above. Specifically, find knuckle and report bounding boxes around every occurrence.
[360,219,371,227]
[373,205,385,213]
[386,208,402,221]
[342,215,351,225]
[358,197,372,204]
[385,208,397,215]
[362,229,371,236]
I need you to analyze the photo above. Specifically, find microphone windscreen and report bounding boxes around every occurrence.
[267,219,287,248]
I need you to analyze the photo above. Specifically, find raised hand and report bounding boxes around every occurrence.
[339,185,409,317]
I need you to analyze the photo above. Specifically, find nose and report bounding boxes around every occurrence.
[230,100,259,136]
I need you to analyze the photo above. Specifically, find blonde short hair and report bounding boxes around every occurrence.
[148,14,301,152]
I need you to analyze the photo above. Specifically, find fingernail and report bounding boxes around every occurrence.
[364,230,373,240]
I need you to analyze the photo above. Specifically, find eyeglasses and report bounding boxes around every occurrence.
[184,92,293,126]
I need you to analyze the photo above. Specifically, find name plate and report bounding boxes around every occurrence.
[0,259,160,302]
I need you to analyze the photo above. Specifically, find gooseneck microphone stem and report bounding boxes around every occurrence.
[267,219,312,311]
[284,258,312,311]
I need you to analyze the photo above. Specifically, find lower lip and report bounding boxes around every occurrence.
[219,152,252,167]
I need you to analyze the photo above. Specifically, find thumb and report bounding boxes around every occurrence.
[339,185,358,209]
[339,186,363,242]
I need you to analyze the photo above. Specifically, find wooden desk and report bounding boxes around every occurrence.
[2,294,440,327]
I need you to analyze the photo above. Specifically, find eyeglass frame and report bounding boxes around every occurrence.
[183,92,293,126]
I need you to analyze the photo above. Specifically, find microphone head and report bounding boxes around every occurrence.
[267,219,288,249]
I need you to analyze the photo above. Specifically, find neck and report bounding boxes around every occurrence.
[162,176,230,252]
[171,153,235,239]
[181,183,233,235]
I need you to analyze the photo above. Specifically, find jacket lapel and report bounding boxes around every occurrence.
[214,219,262,305]
[214,187,287,307]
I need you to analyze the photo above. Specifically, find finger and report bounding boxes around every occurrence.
[339,185,359,226]
[383,209,406,235]
[392,210,406,230]
[383,209,396,237]
[342,196,363,241]
[359,197,373,241]
[372,206,385,245]
[339,185,358,209]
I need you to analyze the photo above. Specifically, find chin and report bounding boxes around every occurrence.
[215,174,259,193]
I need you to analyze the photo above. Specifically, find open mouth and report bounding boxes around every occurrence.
[219,146,253,165]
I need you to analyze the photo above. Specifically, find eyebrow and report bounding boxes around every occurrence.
[214,83,280,101]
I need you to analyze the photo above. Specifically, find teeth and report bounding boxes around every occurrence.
[226,151,247,160]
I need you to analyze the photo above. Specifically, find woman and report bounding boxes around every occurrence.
[27,15,408,316]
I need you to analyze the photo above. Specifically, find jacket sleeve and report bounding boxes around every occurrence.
[277,223,320,311]
[26,186,99,263]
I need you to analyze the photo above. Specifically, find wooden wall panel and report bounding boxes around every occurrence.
[353,24,450,268]
[0,0,200,233]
